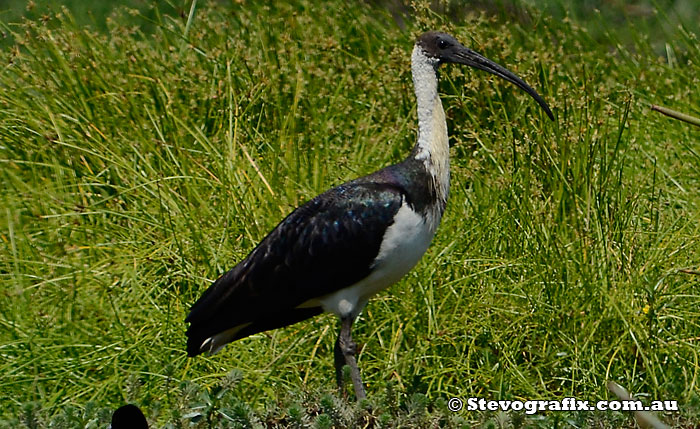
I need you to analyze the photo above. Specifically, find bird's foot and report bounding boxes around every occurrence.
[335,317,366,400]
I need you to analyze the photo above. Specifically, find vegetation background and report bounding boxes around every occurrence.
[1,0,698,427]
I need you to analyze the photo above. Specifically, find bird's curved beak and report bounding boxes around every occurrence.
[450,46,554,121]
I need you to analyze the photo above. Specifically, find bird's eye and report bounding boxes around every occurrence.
[438,39,449,49]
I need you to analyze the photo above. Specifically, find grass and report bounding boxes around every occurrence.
[0,0,175,45]
[1,0,699,427]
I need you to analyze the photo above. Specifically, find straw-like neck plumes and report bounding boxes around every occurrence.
[410,45,450,209]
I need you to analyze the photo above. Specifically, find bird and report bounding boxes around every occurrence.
[110,404,148,429]
[185,30,554,400]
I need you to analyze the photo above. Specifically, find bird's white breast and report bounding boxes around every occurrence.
[317,201,439,318]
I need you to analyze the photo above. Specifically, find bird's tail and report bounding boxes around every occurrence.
[186,323,250,357]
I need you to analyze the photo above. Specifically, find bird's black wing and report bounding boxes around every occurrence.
[185,181,405,355]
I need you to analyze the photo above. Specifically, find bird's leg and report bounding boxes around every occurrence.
[334,315,366,400]
[334,333,346,396]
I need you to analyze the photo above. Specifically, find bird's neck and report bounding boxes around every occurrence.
[410,45,450,208]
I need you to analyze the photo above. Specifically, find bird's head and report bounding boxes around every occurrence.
[416,31,554,120]
[110,404,148,429]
